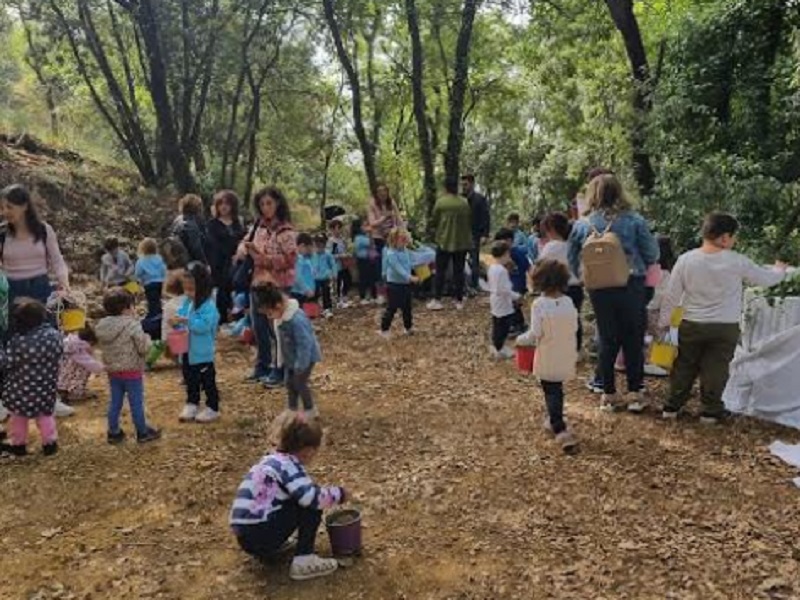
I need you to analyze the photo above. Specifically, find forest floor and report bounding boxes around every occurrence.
[2,300,800,600]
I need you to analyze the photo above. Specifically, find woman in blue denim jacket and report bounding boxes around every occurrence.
[569,174,659,412]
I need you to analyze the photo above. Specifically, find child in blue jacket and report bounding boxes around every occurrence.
[173,262,221,423]
[254,284,322,418]
[352,218,376,305]
[292,233,316,303]
[379,228,418,338]
[312,233,337,318]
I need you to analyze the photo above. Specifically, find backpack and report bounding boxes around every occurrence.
[161,221,190,270]
[581,221,630,290]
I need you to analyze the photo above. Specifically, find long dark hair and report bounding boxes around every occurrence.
[1,184,47,243]
[253,187,291,223]
[185,261,214,310]
[213,189,240,222]
[374,182,395,211]
[542,212,572,241]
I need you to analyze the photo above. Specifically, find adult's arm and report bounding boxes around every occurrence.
[635,215,660,267]
[740,255,786,288]
[45,224,70,289]
[477,195,491,238]
[567,220,589,280]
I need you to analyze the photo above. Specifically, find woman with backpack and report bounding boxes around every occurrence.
[207,190,246,324]
[569,173,659,413]
[236,187,297,388]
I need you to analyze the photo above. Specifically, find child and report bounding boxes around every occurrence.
[379,228,418,338]
[659,212,786,423]
[292,233,316,304]
[58,327,104,402]
[96,288,161,444]
[494,228,529,333]
[642,235,676,377]
[327,219,352,308]
[100,237,134,288]
[157,273,187,370]
[135,237,167,336]
[0,299,63,456]
[352,218,376,305]
[229,412,347,581]
[175,262,221,423]
[507,213,529,249]
[254,285,322,417]
[313,233,337,319]
[517,260,579,452]
[527,215,542,263]
[487,241,519,359]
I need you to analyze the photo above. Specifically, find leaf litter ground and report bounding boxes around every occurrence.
[2,300,800,599]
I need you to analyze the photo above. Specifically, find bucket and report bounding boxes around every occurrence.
[61,308,87,333]
[241,327,254,345]
[167,329,189,355]
[670,307,684,329]
[650,341,678,370]
[303,302,321,319]
[124,281,143,295]
[326,509,362,556]
[414,264,432,282]
[146,341,165,368]
[516,345,535,374]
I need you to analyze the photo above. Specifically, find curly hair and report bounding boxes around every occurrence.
[530,259,569,294]
[273,411,323,453]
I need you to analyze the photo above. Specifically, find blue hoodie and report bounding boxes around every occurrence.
[313,250,338,281]
[276,299,322,372]
[135,254,167,286]
[178,297,219,365]
[513,229,528,249]
[382,248,413,284]
[354,234,371,260]
[292,254,316,297]
[509,246,530,294]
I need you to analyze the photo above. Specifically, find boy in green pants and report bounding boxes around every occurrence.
[659,212,787,423]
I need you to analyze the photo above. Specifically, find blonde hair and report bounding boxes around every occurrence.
[138,237,159,256]
[179,194,204,217]
[386,227,409,249]
[584,174,632,215]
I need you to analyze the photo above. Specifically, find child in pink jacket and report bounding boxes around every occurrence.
[58,329,105,402]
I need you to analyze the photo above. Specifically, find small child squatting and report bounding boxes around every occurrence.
[517,259,579,453]
[229,412,348,581]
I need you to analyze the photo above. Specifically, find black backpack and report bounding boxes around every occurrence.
[161,220,190,270]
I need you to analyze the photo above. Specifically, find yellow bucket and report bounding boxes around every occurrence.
[61,308,87,333]
[124,281,143,295]
[650,341,678,370]
[670,307,684,329]
[414,264,432,281]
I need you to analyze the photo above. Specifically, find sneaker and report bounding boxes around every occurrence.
[137,427,162,443]
[499,347,515,360]
[455,301,465,311]
[403,328,414,336]
[54,399,76,418]
[0,402,7,422]
[289,554,339,581]
[426,300,444,311]
[626,392,646,414]
[644,364,669,378]
[555,430,578,453]
[5,444,27,457]
[195,408,220,423]
[42,442,58,456]
[542,417,554,434]
[376,296,386,306]
[244,373,264,384]
[699,413,722,425]
[323,310,334,319]
[263,369,285,389]
[179,404,199,422]
[585,379,604,394]
[600,393,622,412]
[378,330,391,340]
[304,407,320,420]
[107,429,127,445]
[360,299,371,306]
[662,409,679,421]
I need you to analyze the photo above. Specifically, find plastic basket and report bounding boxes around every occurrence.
[516,346,535,374]
[124,281,143,295]
[167,329,189,355]
[414,264,432,282]
[650,341,678,370]
[61,308,87,333]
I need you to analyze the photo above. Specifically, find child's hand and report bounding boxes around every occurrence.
[170,316,188,327]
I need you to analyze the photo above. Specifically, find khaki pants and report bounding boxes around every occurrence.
[665,321,740,417]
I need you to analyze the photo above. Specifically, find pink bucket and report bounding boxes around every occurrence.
[167,329,189,355]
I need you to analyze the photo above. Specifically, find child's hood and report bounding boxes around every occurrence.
[277,298,301,325]
[95,316,140,343]
[63,333,91,355]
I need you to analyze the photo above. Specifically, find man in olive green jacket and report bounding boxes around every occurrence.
[427,180,473,310]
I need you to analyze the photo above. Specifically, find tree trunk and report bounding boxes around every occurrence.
[603,0,655,197]
[404,0,437,220]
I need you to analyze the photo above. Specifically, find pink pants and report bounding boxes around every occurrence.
[8,414,58,446]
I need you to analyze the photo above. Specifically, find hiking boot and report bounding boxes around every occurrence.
[42,442,58,457]
[107,429,127,445]
[137,427,162,443]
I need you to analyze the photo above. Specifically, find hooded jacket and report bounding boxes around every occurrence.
[177,297,220,365]
[96,315,151,374]
[275,299,321,373]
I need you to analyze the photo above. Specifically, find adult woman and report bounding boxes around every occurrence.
[207,190,246,323]
[569,174,659,413]
[0,184,73,417]
[367,183,402,288]
[170,194,208,266]
[237,187,296,387]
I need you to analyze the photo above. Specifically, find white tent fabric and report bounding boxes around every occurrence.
[723,296,800,429]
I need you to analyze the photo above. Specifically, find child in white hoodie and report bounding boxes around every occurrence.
[487,241,520,359]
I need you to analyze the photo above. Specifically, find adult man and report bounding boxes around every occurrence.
[461,173,490,291]
[427,180,473,311]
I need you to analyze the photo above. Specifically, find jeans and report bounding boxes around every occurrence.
[185,362,220,411]
[434,250,467,302]
[8,274,52,305]
[287,367,315,411]
[336,269,352,300]
[356,258,376,299]
[108,376,148,436]
[589,277,646,395]
[8,414,57,446]
[381,283,412,331]
[492,315,514,351]
[541,381,566,434]
[236,504,322,558]
[315,280,332,311]
[666,321,740,417]
[250,291,274,378]
[469,236,482,289]
[565,285,585,352]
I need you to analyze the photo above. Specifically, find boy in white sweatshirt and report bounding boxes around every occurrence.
[487,242,520,359]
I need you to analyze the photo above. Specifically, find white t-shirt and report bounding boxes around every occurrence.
[487,263,520,318]
[538,239,579,286]
[660,249,785,325]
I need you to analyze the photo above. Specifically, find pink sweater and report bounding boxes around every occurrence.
[2,223,69,285]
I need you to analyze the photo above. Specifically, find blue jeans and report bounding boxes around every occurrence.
[108,377,148,436]
[250,292,274,378]
[8,274,52,305]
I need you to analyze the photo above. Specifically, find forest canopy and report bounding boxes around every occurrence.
[0,0,798,257]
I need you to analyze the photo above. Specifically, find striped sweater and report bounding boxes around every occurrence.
[229,452,344,527]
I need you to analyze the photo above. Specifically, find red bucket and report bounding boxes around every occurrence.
[516,346,535,374]
[167,329,189,355]
[303,302,321,319]
[241,328,254,345]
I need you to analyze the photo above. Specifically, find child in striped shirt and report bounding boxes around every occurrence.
[230,412,348,581]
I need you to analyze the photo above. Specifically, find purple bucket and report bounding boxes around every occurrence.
[326,509,362,556]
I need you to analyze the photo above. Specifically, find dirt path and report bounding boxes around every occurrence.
[2,303,800,599]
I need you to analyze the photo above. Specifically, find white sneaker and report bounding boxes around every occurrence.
[54,399,76,418]
[179,404,199,422]
[289,554,339,581]
[626,392,646,414]
[427,300,444,311]
[360,299,371,306]
[378,330,391,340]
[323,309,334,319]
[403,328,414,336]
[600,394,621,412]
[0,402,8,422]
[376,296,386,306]
[499,347,515,360]
[644,363,669,377]
[455,301,464,311]
[195,407,220,423]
